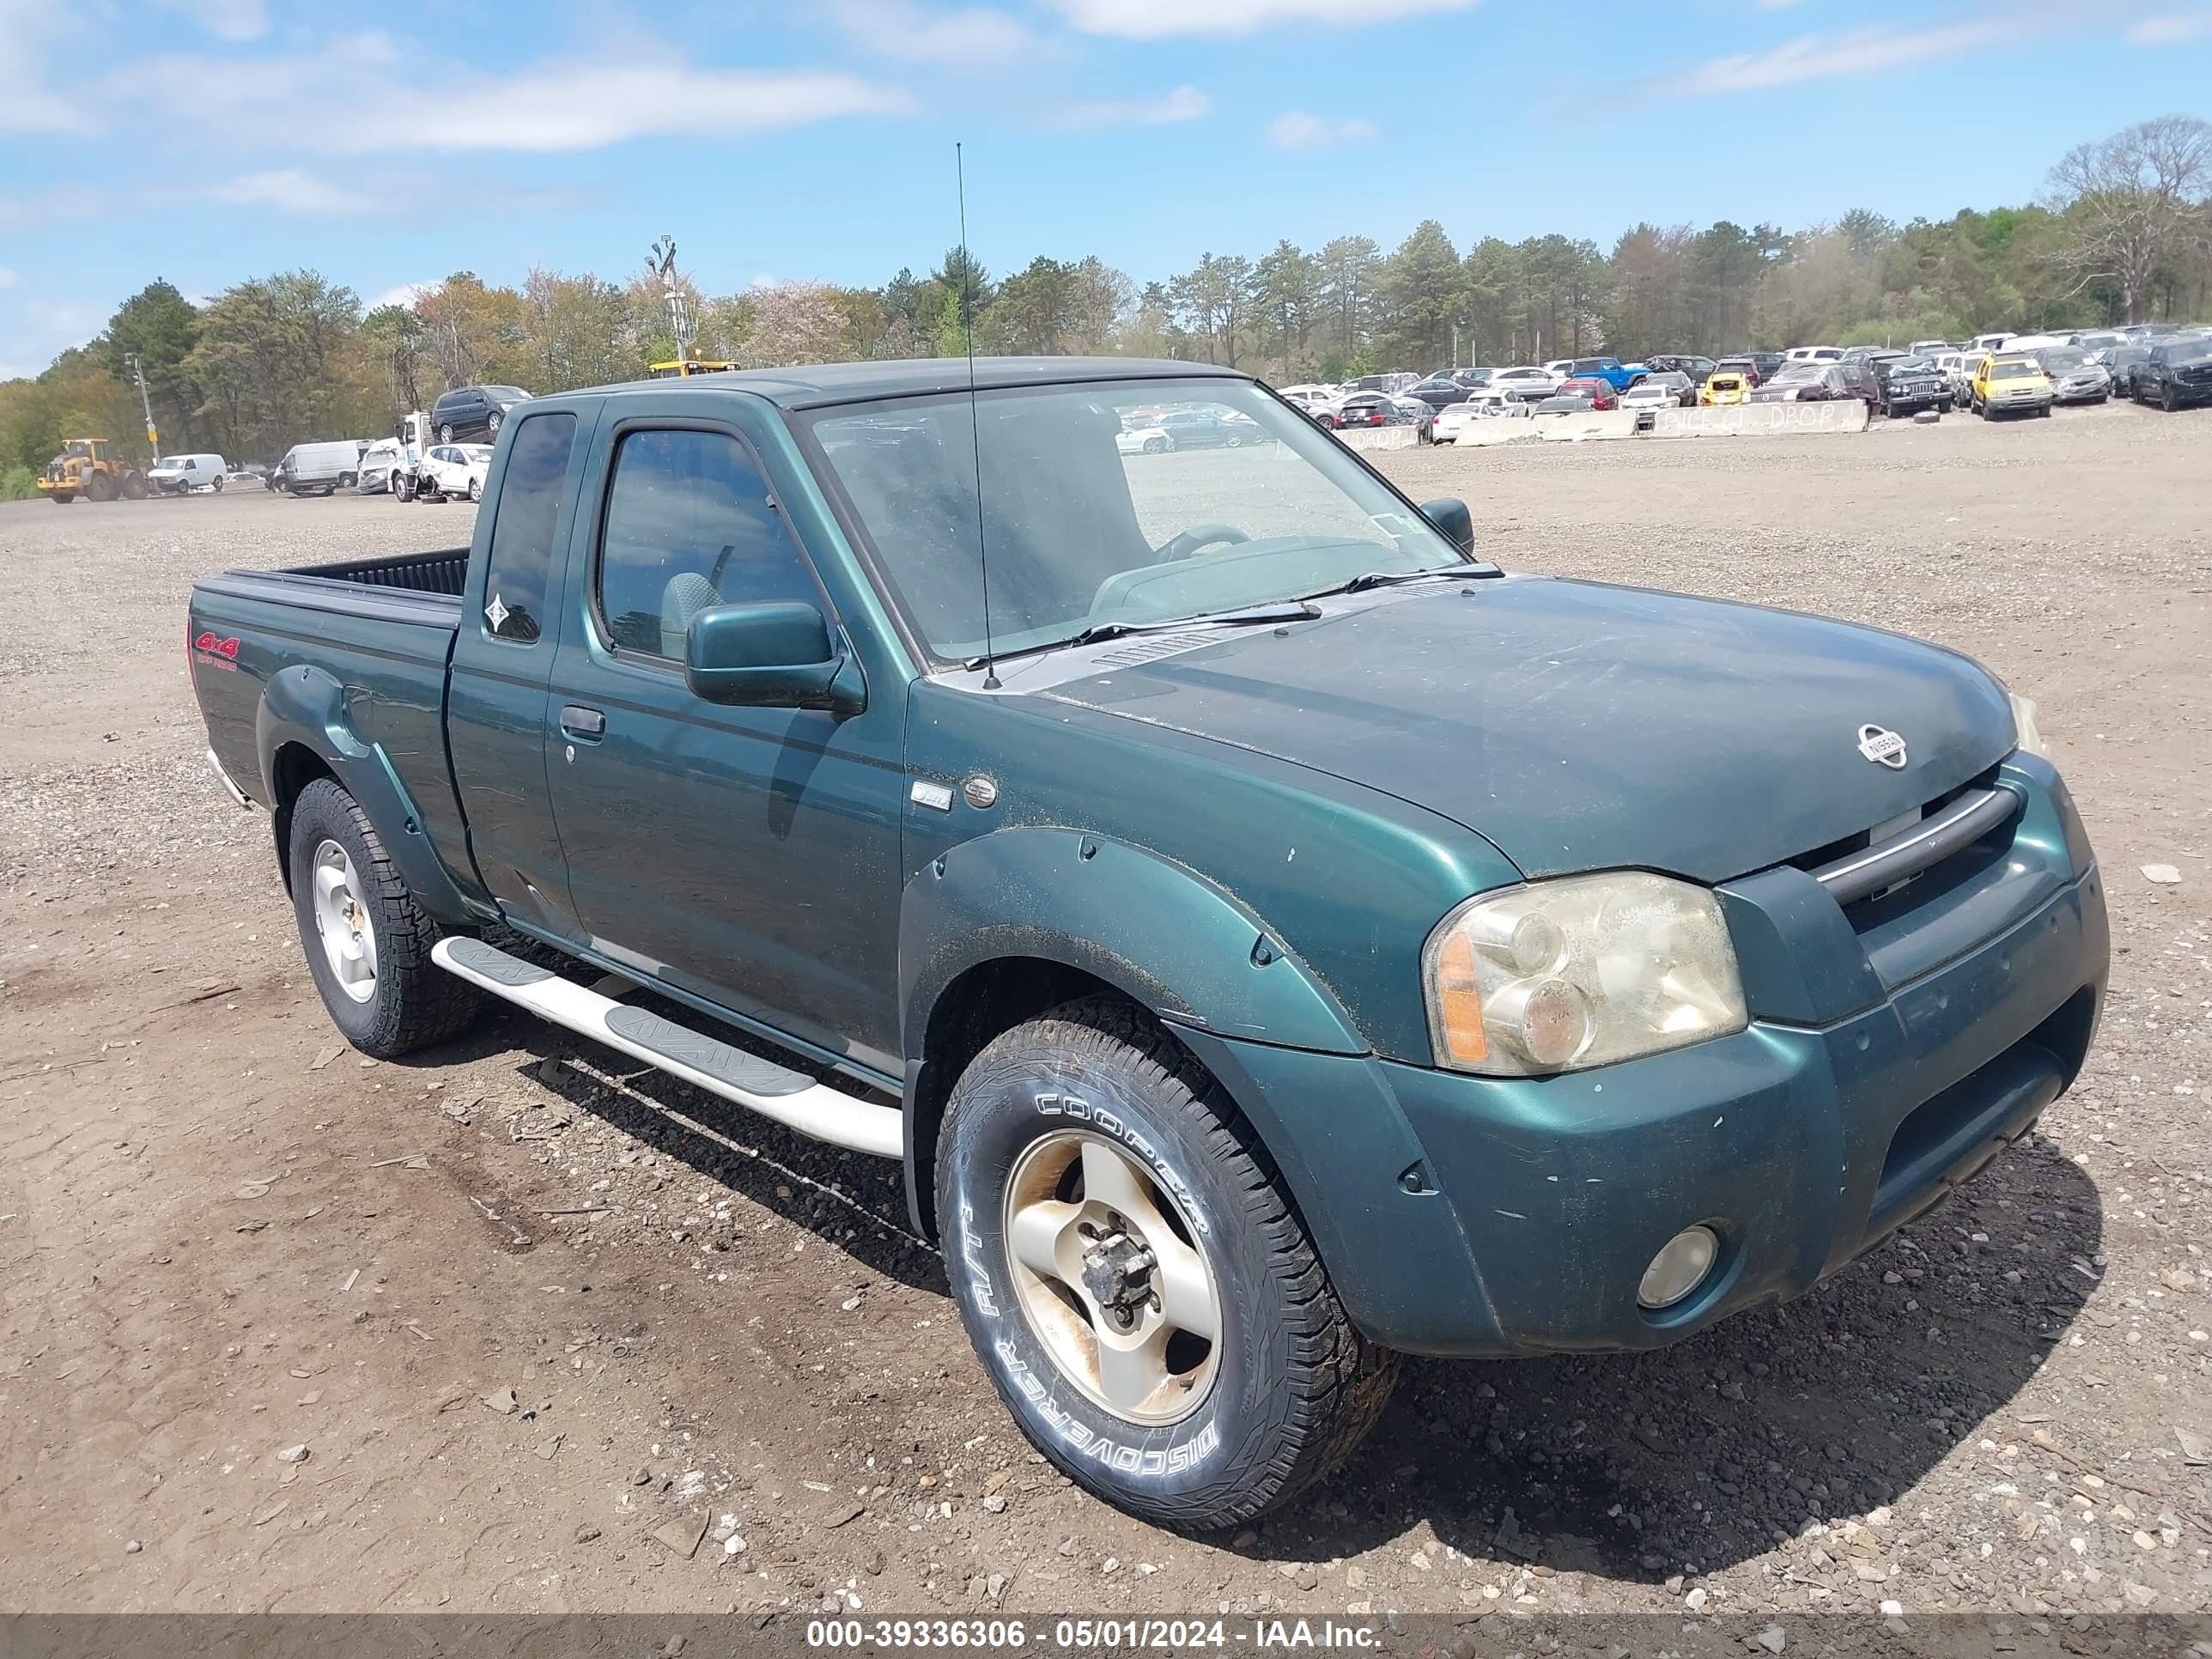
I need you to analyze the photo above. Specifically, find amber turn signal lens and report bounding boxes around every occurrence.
[1433,932,1488,1064]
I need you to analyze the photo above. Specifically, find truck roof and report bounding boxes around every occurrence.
[577,356,1245,411]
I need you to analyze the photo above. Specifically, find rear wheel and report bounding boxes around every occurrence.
[438,422,454,444]
[85,471,116,502]
[937,997,1399,1530]
[287,778,483,1058]
[467,476,483,503]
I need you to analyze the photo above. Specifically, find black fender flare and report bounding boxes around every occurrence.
[255,662,475,926]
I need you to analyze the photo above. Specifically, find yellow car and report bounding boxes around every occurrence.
[1972,352,2053,419]
[1699,371,1749,407]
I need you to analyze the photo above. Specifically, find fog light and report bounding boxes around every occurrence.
[1638,1225,1719,1310]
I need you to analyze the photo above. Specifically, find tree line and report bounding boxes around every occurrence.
[3,114,2204,493]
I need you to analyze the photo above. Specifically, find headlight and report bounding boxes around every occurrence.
[2008,690,2046,758]
[1423,872,1747,1075]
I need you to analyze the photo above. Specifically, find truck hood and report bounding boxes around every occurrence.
[1041,576,2016,884]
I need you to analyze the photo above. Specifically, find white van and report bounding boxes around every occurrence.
[148,453,229,495]
[275,440,368,496]
[1968,331,2014,354]
[1784,345,1844,363]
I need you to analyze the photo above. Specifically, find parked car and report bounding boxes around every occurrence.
[1449,368,1494,388]
[356,438,419,495]
[1966,332,2014,355]
[185,354,2106,1532]
[1534,390,1598,415]
[1560,356,1649,393]
[1153,409,1261,449]
[1556,377,1620,410]
[407,443,494,502]
[2033,348,2111,406]
[1624,370,1696,410]
[1644,354,1715,386]
[1489,366,1559,400]
[1698,370,1752,407]
[1875,357,1952,417]
[1437,391,1531,438]
[1744,350,1786,384]
[1749,364,1850,403]
[1783,346,1844,365]
[1832,358,1883,406]
[227,461,270,489]
[1934,351,1979,404]
[1273,385,1338,410]
[2097,343,2153,399]
[1972,354,2054,419]
[273,440,367,496]
[430,384,531,445]
[148,453,229,495]
[1907,339,1955,360]
[1407,376,1478,411]
[2136,337,2212,410]
[1387,397,1438,441]
[1317,393,1391,430]
[1711,355,1763,388]
[1115,424,1173,455]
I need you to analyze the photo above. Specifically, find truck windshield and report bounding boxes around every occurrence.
[803,379,1470,662]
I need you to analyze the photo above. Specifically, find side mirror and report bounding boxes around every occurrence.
[1419,496,1474,555]
[685,602,864,716]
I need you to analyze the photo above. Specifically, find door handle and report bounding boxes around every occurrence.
[560,704,606,741]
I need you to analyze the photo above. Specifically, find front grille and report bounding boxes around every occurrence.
[1786,767,2013,921]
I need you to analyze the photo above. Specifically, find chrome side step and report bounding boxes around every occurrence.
[432,938,902,1158]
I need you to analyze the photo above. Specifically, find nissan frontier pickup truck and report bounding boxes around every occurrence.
[189,358,2108,1530]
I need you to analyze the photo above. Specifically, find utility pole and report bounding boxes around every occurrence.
[647,235,694,364]
[125,351,158,455]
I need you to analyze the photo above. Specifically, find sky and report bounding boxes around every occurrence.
[3,0,2209,377]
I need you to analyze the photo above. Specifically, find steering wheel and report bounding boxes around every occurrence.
[1155,523,1252,562]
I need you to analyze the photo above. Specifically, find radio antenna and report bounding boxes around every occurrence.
[957,142,1000,690]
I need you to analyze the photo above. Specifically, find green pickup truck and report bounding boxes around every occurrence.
[190,358,2108,1530]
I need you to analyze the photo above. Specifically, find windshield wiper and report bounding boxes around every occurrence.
[1309,564,1488,598]
[1065,600,1322,647]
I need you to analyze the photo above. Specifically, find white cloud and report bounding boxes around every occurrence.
[1060,84,1212,127]
[367,282,433,310]
[1754,0,1806,9]
[824,0,1043,63]
[1267,110,1377,149]
[0,0,90,132]
[2127,9,2212,40]
[153,0,268,39]
[1661,20,2011,93]
[214,169,374,214]
[0,266,16,290]
[106,35,915,153]
[1044,0,1474,38]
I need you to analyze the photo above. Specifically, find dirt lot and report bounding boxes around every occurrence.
[3,404,2209,1626]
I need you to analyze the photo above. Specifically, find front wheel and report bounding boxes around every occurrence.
[467,476,483,503]
[394,471,416,502]
[287,778,483,1058]
[937,997,1399,1530]
[438,423,454,444]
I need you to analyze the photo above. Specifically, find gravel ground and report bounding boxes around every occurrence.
[2,402,2208,1632]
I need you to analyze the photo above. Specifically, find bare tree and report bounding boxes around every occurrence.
[2046,115,2212,321]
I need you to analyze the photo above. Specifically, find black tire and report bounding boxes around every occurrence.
[213,475,226,492]
[487,410,502,437]
[2039,404,2052,418]
[2163,386,2177,412]
[47,492,74,505]
[438,422,454,444]
[286,777,483,1059]
[85,471,115,502]
[937,996,1399,1531]
[467,476,483,503]
[395,471,416,502]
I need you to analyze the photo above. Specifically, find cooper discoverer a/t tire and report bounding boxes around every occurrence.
[937,996,1398,1531]
[287,777,483,1058]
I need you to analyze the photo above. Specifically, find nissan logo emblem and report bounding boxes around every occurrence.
[1856,724,1908,769]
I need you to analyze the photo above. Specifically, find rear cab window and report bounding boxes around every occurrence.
[479,411,578,644]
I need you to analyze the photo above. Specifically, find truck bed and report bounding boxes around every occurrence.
[189,545,475,888]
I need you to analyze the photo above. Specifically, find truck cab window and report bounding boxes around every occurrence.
[480,412,576,643]
[597,428,825,662]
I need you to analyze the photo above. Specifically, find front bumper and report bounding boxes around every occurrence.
[1175,757,2107,1358]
